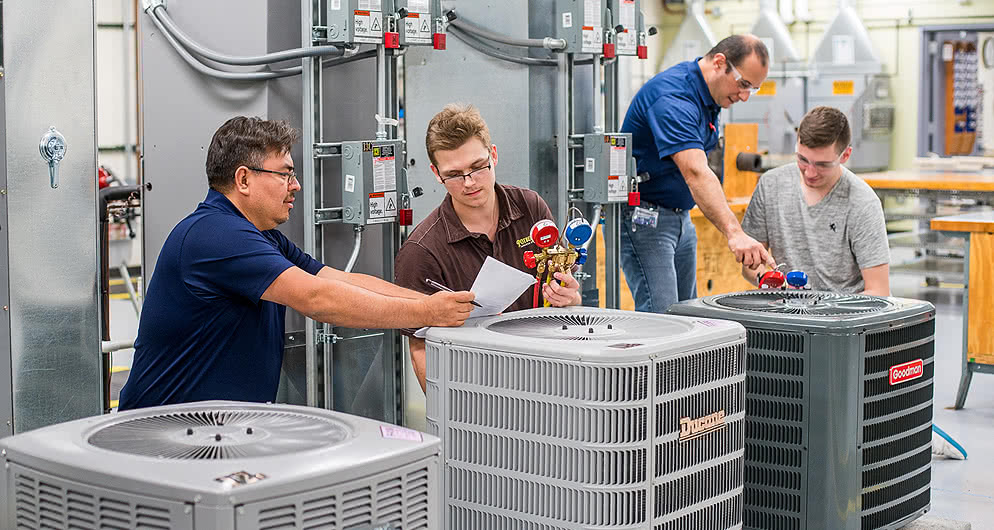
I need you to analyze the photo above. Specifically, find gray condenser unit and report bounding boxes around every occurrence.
[425,307,748,529]
[0,401,440,529]
[669,291,935,530]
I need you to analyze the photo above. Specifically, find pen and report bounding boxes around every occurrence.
[424,278,483,307]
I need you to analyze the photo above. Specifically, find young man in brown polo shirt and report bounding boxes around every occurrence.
[396,104,582,391]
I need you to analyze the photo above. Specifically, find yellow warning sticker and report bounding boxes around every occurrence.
[756,81,777,96]
[832,80,855,95]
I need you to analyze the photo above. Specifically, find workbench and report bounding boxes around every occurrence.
[931,212,994,409]
[860,169,994,285]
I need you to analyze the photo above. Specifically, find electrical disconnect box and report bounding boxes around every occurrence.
[327,0,386,45]
[582,133,634,203]
[555,0,606,55]
[341,139,407,225]
[608,0,645,56]
[394,0,442,47]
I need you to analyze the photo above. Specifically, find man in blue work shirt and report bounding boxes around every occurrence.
[621,35,776,313]
[119,117,475,410]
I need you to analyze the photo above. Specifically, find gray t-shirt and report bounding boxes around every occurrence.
[741,163,889,293]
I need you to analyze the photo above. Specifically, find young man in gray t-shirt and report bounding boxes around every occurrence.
[740,106,890,294]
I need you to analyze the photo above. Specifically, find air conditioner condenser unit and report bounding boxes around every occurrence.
[669,291,935,530]
[425,307,749,529]
[0,401,440,530]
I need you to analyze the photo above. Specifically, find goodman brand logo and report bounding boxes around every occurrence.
[679,410,726,442]
[889,359,924,385]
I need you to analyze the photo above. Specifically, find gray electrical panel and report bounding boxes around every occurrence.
[327,0,386,45]
[341,139,406,225]
[394,0,440,47]
[608,0,641,56]
[555,0,606,54]
[582,132,633,203]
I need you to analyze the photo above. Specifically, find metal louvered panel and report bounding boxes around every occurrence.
[858,318,935,529]
[10,464,190,530]
[865,320,935,352]
[738,329,808,528]
[241,458,436,530]
[654,493,743,530]
[450,348,649,402]
[447,428,647,485]
[448,388,649,444]
[447,504,572,530]
[654,455,744,516]
[448,466,648,527]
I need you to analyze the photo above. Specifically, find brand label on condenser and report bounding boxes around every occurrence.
[889,359,924,385]
[679,410,726,442]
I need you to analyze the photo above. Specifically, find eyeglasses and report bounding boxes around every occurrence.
[439,160,492,184]
[729,62,761,94]
[795,149,848,172]
[248,166,298,187]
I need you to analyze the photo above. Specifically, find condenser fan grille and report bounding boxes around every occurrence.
[87,409,350,459]
[714,291,892,315]
[485,313,688,341]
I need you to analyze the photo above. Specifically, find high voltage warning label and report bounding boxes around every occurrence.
[353,10,383,43]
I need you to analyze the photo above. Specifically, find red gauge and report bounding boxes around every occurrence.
[758,270,785,289]
[530,220,559,249]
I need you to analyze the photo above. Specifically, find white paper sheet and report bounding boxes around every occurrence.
[414,256,537,338]
[468,256,537,318]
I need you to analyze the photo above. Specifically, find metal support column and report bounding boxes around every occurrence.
[603,57,621,309]
[302,0,323,408]
[557,53,573,226]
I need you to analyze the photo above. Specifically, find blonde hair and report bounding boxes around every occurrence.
[425,104,492,166]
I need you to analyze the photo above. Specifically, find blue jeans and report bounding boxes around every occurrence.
[620,205,697,313]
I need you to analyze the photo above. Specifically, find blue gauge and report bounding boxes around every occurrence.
[786,270,808,288]
[564,218,593,246]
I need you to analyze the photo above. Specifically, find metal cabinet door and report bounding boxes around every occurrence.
[1,0,102,434]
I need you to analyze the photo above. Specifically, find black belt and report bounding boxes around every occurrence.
[636,199,684,214]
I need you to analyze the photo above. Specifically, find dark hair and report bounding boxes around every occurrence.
[706,35,769,72]
[798,106,851,154]
[205,116,300,191]
[425,103,492,167]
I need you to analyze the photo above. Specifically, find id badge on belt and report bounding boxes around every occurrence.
[631,206,658,232]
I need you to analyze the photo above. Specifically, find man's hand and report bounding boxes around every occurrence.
[728,230,776,268]
[421,291,475,327]
[742,261,764,287]
[543,271,582,307]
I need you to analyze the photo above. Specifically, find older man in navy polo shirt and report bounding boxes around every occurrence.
[119,117,475,410]
[621,35,777,313]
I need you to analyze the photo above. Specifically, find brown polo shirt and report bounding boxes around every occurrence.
[395,184,554,316]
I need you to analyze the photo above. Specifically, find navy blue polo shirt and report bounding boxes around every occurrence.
[621,58,721,210]
[119,189,324,410]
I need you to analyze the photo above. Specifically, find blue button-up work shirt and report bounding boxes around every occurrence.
[621,58,721,210]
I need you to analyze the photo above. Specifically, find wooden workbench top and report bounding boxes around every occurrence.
[931,212,994,233]
[859,170,994,192]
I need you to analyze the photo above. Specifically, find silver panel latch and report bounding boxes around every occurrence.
[39,126,67,189]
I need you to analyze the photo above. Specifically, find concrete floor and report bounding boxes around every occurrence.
[108,274,994,526]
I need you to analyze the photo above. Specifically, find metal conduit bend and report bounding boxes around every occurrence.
[345,226,364,273]
[447,14,566,50]
[149,12,302,81]
[150,4,344,65]
[449,27,597,67]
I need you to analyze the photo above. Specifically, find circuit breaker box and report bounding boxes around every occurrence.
[582,133,634,203]
[342,139,406,225]
[394,0,441,46]
[555,0,606,54]
[327,0,386,45]
[608,0,641,56]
